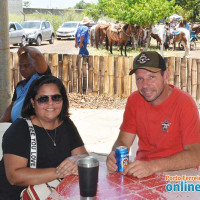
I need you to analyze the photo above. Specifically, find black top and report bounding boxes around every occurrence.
[0,117,84,200]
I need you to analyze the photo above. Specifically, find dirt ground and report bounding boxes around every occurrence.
[10,38,200,58]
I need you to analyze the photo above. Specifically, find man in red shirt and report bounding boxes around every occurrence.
[106,51,200,178]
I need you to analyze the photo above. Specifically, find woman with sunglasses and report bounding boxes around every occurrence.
[0,75,88,199]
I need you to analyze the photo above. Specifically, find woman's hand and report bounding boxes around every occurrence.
[56,158,78,178]
[56,154,88,178]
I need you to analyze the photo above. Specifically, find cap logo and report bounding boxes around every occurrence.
[137,53,150,64]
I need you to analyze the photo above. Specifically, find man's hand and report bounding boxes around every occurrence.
[75,43,78,48]
[17,46,41,57]
[123,160,156,178]
[106,151,117,172]
[79,43,83,48]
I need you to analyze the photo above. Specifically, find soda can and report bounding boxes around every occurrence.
[115,146,129,172]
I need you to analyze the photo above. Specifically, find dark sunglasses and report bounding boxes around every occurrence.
[36,94,63,105]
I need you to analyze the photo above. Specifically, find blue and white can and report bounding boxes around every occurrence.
[115,146,129,172]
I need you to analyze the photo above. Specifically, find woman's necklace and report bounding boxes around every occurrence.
[38,119,57,147]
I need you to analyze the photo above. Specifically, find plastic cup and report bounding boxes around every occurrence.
[77,156,99,198]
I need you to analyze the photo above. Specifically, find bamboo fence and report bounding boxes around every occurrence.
[9,53,200,105]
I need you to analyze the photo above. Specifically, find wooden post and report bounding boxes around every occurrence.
[108,56,114,96]
[196,59,200,104]
[58,54,63,79]
[187,58,192,95]
[191,59,197,100]
[58,60,63,80]
[82,56,87,94]
[174,57,181,88]
[114,56,118,96]
[49,53,58,77]
[104,56,109,96]
[180,58,187,92]
[123,57,129,97]
[43,53,49,64]
[131,56,137,93]
[164,57,169,70]
[168,57,175,85]
[129,57,133,95]
[72,55,77,93]
[68,55,73,93]
[62,54,69,92]
[121,57,125,97]
[99,56,104,95]
[77,55,82,94]
[88,55,93,95]
[118,57,123,98]
[13,52,19,86]
[93,56,99,96]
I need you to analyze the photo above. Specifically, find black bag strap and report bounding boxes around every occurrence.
[25,118,37,169]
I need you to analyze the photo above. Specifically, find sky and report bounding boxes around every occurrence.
[27,0,98,9]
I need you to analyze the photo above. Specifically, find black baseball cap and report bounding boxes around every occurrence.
[129,51,166,75]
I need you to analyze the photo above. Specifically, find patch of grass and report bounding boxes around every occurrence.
[88,43,185,58]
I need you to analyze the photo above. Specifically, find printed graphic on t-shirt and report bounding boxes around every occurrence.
[161,120,171,132]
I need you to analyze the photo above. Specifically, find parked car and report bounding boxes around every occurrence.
[56,21,80,40]
[9,22,26,47]
[21,20,54,46]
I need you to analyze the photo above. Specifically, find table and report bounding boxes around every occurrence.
[47,162,200,200]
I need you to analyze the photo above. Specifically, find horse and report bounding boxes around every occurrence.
[136,26,147,47]
[94,23,110,49]
[106,24,138,56]
[130,25,143,50]
[90,24,97,47]
[191,24,200,34]
[151,25,166,56]
[166,27,190,57]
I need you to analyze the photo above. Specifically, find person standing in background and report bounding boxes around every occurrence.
[182,20,191,33]
[75,17,90,56]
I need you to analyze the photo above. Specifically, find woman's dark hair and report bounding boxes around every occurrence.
[21,75,69,120]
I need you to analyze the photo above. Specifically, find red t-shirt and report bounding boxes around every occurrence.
[120,85,200,161]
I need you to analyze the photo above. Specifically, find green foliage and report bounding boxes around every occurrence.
[175,0,200,22]
[23,1,31,8]
[98,0,177,27]
[84,4,101,21]
[74,0,91,9]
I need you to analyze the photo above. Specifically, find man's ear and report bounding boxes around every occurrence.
[164,70,169,84]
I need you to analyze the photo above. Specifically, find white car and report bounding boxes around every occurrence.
[9,22,26,47]
[21,20,54,46]
[56,21,80,40]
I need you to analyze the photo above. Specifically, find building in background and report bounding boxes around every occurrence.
[8,0,23,14]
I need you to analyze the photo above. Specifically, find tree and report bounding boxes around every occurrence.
[23,1,31,8]
[174,0,200,22]
[84,3,102,22]
[97,0,178,51]
[74,0,89,9]
[98,0,177,26]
